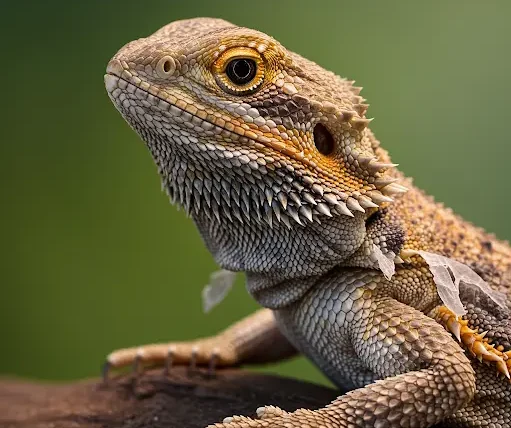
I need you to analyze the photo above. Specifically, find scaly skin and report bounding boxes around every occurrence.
[104,18,511,427]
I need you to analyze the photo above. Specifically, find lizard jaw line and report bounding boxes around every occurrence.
[105,72,300,156]
[105,73,391,211]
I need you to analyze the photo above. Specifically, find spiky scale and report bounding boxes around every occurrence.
[277,192,288,210]
[265,188,273,206]
[357,154,375,166]
[302,192,317,205]
[311,184,324,196]
[221,179,230,194]
[271,201,282,222]
[193,179,204,195]
[340,109,355,121]
[367,160,398,174]
[346,197,365,213]
[211,200,221,222]
[289,192,302,207]
[316,203,332,217]
[358,195,378,209]
[287,206,303,225]
[264,208,273,228]
[497,360,511,379]
[302,176,314,186]
[280,212,291,229]
[292,181,304,193]
[381,183,408,196]
[240,189,251,213]
[367,190,393,205]
[223,206,233,222]
[212,186,222,206]
[231,204,243,223]
[433,306,511,382]
[350,117,373,131]
[335,201,354,217]
[323,193,339,206]
[299,205,313,222]
[374,177,399,188]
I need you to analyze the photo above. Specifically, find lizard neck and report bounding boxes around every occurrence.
[192,208,367,276]
[244,273,322,309]
[192,209,367,307]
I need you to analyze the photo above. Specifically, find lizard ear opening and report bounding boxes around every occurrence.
[313,123,335,156]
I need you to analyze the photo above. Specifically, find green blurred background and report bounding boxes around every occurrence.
[1,1,511,386]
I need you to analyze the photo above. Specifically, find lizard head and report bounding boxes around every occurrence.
[105,18,406,283]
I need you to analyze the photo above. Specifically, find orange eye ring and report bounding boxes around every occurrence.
[212,47,265,95]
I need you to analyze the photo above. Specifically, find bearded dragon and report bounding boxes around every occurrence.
[103,18,511,427]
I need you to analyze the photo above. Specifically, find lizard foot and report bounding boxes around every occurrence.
[103,337,238,382]
[431,305,511,380]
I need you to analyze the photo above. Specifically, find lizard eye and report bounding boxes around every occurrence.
[226,59,257,85]
[212,47,265,95]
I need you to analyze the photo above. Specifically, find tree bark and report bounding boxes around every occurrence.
[0,367,454,428]
[0,367,338,428]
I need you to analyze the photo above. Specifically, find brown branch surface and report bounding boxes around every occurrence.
[0,367,456,428]
[0,367,339,428]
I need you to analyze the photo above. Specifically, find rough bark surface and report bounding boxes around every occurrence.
[0,367,339,428]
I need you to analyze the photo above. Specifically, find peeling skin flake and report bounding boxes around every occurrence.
[417,251,507,316]
[372,244,396,280]
[202,269,238,313]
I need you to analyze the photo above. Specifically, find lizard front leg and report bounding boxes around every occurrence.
[104,308,297,376]
[211,271,476,428]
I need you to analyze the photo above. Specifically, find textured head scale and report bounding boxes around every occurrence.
[105,18,403,228]
[105,18,407,280]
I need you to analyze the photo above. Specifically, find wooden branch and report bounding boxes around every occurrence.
[0,367,338,428]
[0,367,453,427]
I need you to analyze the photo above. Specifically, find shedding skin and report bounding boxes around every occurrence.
[104,18,511,427]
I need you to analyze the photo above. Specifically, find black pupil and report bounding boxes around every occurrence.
[226,59,256,85]
[313,124,335,155]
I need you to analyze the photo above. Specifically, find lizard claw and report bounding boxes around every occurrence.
[132,349,143,375]
[101,360,111,383]
[186,346,199,376]
[163,346,175,377]
[207,349,219,378]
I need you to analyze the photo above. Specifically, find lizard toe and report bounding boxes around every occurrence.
[256,405,288,419]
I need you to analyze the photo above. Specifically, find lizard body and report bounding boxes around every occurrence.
[104,18,511,427]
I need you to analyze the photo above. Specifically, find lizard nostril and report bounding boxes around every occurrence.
[156,55,176,78]
[313,123,335,156]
